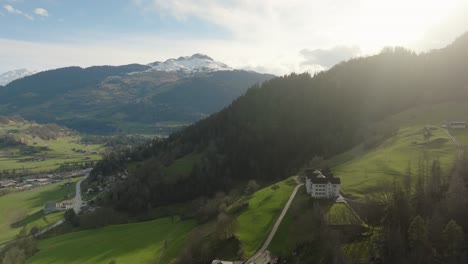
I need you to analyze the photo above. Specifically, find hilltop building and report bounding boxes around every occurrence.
[448,121,467,129]
[305,169,340,199]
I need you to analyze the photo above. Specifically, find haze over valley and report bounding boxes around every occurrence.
[1,1,468,264]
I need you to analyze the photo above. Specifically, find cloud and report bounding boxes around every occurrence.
[3,4,15,13]
[300,46,361,68]
[3,4,33,20]
[34,7,48,17]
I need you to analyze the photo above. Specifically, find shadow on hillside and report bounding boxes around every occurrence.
[25,184,74,208]
[10,209,43,228]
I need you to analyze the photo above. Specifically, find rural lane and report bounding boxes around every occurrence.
[445,129,467,200]
[445,129,463,160]
[36,175,86,236]
[246,179,303,263]
[73,176,85,214]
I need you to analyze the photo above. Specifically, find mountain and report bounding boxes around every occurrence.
[0,55,274,134]
[147,53,232,73]
[90,33,468,211]
[0,68,35,86]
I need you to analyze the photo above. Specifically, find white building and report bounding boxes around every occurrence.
[305,169,340,199]
[449,121,467,129]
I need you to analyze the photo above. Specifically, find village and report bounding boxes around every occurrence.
[0,168,92,191]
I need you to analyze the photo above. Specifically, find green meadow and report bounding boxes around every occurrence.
[28,217,196,264]
[333,126,456,197]
[0,119,102,172]
[268,185,310,256]
[0,178,79,246]
[235,177,296,257]
[330,101,468,198]
[325,203,363,226]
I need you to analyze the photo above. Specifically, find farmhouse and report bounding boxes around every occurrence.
[0,180,17,189]
[448,121,467,129]
[305,169,340,199]
[43,200,74,214]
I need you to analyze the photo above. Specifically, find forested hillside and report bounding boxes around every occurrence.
[91,33,468,212]
[0,64,273,134]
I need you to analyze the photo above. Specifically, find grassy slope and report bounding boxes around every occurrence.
[163,152,202,180]
[28,218,196,264]
[325,203,363,226]
[333,126,455,197]
[0,178,79,245]
[268,185,310,256]
[0,120,102,172]
[235,177,296,257]
[331,101,468,198]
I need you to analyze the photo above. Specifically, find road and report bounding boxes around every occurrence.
[73,176,85,214]
[246,179,303,264]
[36,176,86,236]
[445,129,463,160]
[445,129,467,199]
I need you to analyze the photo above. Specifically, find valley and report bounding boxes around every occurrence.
[2,15,468,263]
[0,117,102,174]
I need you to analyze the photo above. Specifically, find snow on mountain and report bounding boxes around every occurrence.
[147,54,232,73]
[0,69,35,86]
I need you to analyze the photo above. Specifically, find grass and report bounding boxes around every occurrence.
[162,152,202,183]
[268,185,310,256]
[325,203,363,226]
[0,178,79,246]
[0,119,102,172]
[27,217,196,264]
[332,126,456,198]
[235,177,296,257]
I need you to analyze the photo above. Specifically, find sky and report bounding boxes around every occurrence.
[1,0,468,75]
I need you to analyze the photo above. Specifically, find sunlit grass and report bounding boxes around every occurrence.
[28,217,196,264]
[0,179,79,245]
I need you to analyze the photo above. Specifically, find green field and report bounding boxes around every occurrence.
[0,118,102,172]
[0,178,79,246]
[268,185,310,256]
[235,177,296,257]
[333,126,456,197]
[325,203,363,226]
[162,152,202,181]
[28,217,196,264]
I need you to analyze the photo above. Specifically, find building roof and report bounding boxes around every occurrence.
[309,177,341,184]
[305,169,323,178]
[0,180,16,186]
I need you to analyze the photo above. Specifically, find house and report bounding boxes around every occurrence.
[305,169,341,199]
[211,261,244,264]
[448,121,467,129]
[0,180,17,189]
[43,200,74,214]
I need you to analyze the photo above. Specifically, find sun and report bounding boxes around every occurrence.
[346,0,462,51]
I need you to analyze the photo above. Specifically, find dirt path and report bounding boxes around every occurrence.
[246,179,303,263]
[445,129,466,199]
[36,175,87,236]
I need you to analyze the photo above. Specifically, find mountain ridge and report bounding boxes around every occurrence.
[0,56,274,134]
[0,68,35,86]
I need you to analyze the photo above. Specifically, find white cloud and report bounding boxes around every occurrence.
[4,4,15,13]
[301,46,361,69]
[1,1,468,75]
[3,4,33,20]
[34,7,48,17]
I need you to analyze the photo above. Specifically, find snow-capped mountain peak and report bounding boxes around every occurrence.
[147,54,232,73]
[0,69,35,86]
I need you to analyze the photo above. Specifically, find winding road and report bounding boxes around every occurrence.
[246,178,303,264]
